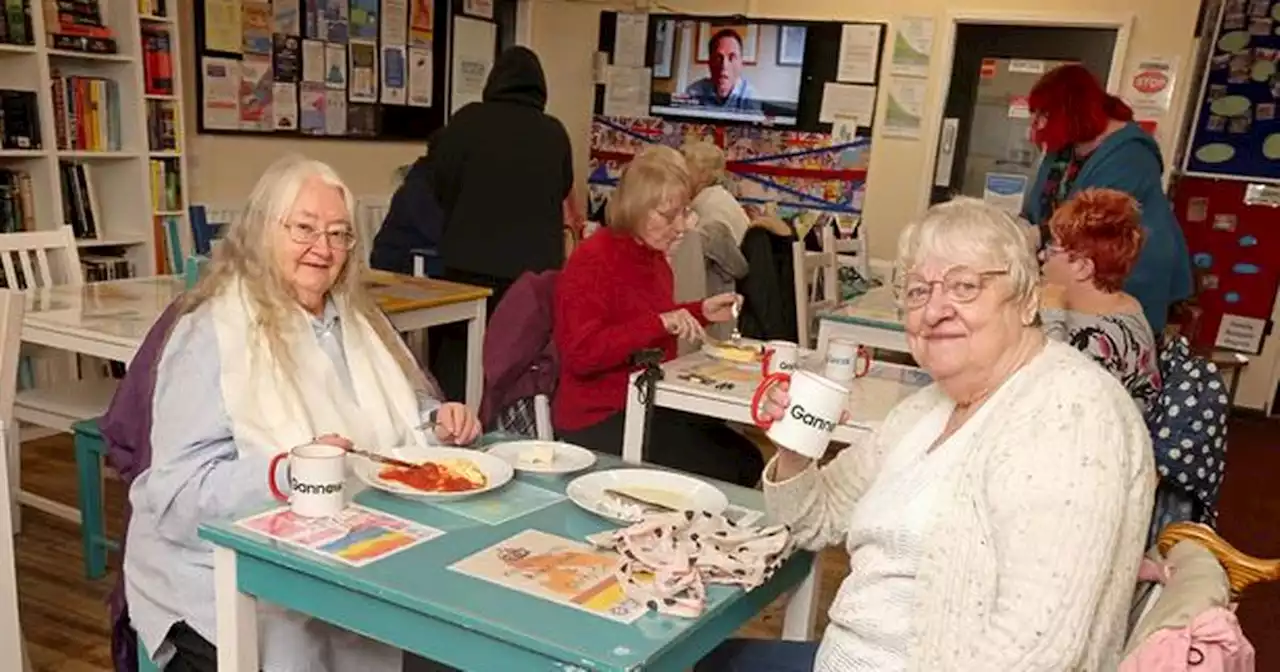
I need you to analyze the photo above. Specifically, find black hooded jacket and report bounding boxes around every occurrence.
[370,130,445,275]
[430,47,574,280]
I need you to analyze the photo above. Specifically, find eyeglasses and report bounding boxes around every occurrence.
[894,266,1009,309]
[286,222,357,250]
[658,205,696,225]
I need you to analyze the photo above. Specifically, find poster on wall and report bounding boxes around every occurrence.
[890,17,933,78]
[202,56,241,129]
[1123,56,1179,119]
[451,17,496,114]
[1184,0,1280,182]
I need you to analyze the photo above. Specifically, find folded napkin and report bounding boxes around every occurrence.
[587,510,794,618]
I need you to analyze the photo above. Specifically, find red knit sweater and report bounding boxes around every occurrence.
[552,229,707,431]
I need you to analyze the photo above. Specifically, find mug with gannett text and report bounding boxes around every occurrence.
[749,370,849,459]
[268,442,348,518]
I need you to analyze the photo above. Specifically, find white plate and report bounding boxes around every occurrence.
[566,469,729,524]
[353,447,514,500]
[485,440,597,474]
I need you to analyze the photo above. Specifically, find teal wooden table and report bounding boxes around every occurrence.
[199,450,813,672]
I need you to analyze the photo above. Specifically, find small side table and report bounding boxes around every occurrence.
[1209,350,1250,411]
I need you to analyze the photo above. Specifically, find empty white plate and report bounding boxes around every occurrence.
[566,468,729,524]
[485,440,597,474]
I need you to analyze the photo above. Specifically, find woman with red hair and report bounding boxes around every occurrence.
[1023,64,1192,335]
[1040,188,1161,414]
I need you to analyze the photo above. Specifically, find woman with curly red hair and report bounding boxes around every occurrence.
[1022,64,1192,335]
[1040,188,1161,414]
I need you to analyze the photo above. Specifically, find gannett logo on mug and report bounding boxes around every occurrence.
[291,480,343,495]
[789,404,836,432]
[779,361,798,371]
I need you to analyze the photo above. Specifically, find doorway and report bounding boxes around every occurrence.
[929,23,1121,207]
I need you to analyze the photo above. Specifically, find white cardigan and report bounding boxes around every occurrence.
[765,340,1154,672]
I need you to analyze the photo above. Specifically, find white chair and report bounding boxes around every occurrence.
[792,225,839,348]
[0,288,34,671]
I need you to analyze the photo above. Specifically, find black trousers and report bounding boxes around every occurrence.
[163,622,458,672]
[427,269,514,401]
[558,409,764,488]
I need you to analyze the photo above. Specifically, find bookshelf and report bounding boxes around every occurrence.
[0,0,189,279]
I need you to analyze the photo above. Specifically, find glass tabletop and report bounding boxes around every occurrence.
[200,449,805,670]
[820,284,905,331]
[22,275,185,344]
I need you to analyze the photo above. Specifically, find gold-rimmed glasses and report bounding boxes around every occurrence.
[894,266,1009,309]
[286,222,357,250]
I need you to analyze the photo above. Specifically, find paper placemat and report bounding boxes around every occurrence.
[428,480,565,526]
[236,504,444,567]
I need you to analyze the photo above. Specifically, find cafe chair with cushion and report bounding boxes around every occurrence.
[1122,522,1280,670]
[479,270,558,440]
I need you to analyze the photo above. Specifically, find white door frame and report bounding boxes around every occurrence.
[516,0,534,47]
[917,10,1135,216]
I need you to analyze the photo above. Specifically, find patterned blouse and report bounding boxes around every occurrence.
[1041,308,1162,415]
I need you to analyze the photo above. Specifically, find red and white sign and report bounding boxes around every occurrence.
[1008,95,1030,119]
[1124,56,1179,116]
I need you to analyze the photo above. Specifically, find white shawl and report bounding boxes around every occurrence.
[209,279,429,459]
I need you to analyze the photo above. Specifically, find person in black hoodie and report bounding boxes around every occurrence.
[427,46,575,401]
[370,129,445,276]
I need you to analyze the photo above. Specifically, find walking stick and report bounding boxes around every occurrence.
[630,348,665,457]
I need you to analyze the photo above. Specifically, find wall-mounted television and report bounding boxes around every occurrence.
[648,19,808,126]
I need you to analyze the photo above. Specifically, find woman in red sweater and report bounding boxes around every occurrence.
[553,146,764,486]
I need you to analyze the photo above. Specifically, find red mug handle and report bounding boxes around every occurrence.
[750,372,791,428]
[854,346,872,378]
[268,452,290,502]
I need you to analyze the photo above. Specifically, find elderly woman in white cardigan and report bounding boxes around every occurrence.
[698,198,1154,672]
[126,156,479,672]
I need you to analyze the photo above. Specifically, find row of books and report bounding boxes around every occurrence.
[0,89,41,150]
[141,23,171,94]
[1,0,34,46]
[50,72,122,151]
[136,0,166,17]
[44,0,117,53]
[149,156,179,211]
[0,167,34,233]
[59,159,99,238]
[146,97,179,151]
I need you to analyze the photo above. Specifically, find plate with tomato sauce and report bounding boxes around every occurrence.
[353,447,514,500]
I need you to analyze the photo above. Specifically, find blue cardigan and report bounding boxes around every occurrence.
[1022,123,1193,332]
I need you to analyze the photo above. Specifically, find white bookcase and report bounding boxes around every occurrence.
[0,0,190,277]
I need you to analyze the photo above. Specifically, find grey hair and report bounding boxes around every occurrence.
[681,140,726,192]
[183,155,429,394]
[895,197,1039,311]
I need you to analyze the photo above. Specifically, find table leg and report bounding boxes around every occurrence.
[781,564,820,641]
[621,371,647,463]
[214,547,259,672]
[73,433,106,580]
[465,299,486,410]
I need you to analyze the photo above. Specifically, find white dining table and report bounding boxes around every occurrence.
[17,272,490,524]
[816,284,909,356]
[620,348,931,641]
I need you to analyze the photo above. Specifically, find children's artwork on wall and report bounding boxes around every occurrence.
[588,115,870,222]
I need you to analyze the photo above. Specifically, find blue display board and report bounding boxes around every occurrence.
[1184,0,1280,182]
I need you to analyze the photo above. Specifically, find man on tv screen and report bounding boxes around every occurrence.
[684,28,762,113]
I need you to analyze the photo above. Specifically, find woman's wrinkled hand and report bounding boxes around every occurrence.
[701,292,741,323]
[314,434,353,450]
[434,402,481,445]
[660,308,705,342]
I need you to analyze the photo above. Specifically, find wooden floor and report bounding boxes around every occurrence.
[11,433,842,671]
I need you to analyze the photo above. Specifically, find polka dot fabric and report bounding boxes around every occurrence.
[1145,336,1228,541]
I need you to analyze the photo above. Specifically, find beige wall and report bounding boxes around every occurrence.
[176,3,426,205]
[530,0,1202,259]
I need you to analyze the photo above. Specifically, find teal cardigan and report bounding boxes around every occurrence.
[1022,123,1193,333]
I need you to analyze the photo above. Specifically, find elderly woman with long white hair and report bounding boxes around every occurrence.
[698,198,1154,672]
[125,156,479,671]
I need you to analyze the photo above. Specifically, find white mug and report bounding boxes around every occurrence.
[269,442,348,518]
[823,338,872,383]
[750,370,849,459]
[760,340,800,377]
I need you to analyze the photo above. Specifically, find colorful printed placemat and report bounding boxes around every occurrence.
[449,529,646,624]
[427,480,566,526]
[236,504,444,567]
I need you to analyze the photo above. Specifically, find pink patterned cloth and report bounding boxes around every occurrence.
[1121,606,1255,672]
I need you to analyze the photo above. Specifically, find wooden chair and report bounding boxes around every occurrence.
[792,225,839,348]
[0,288,34,671]
[1157,522,1280,599]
